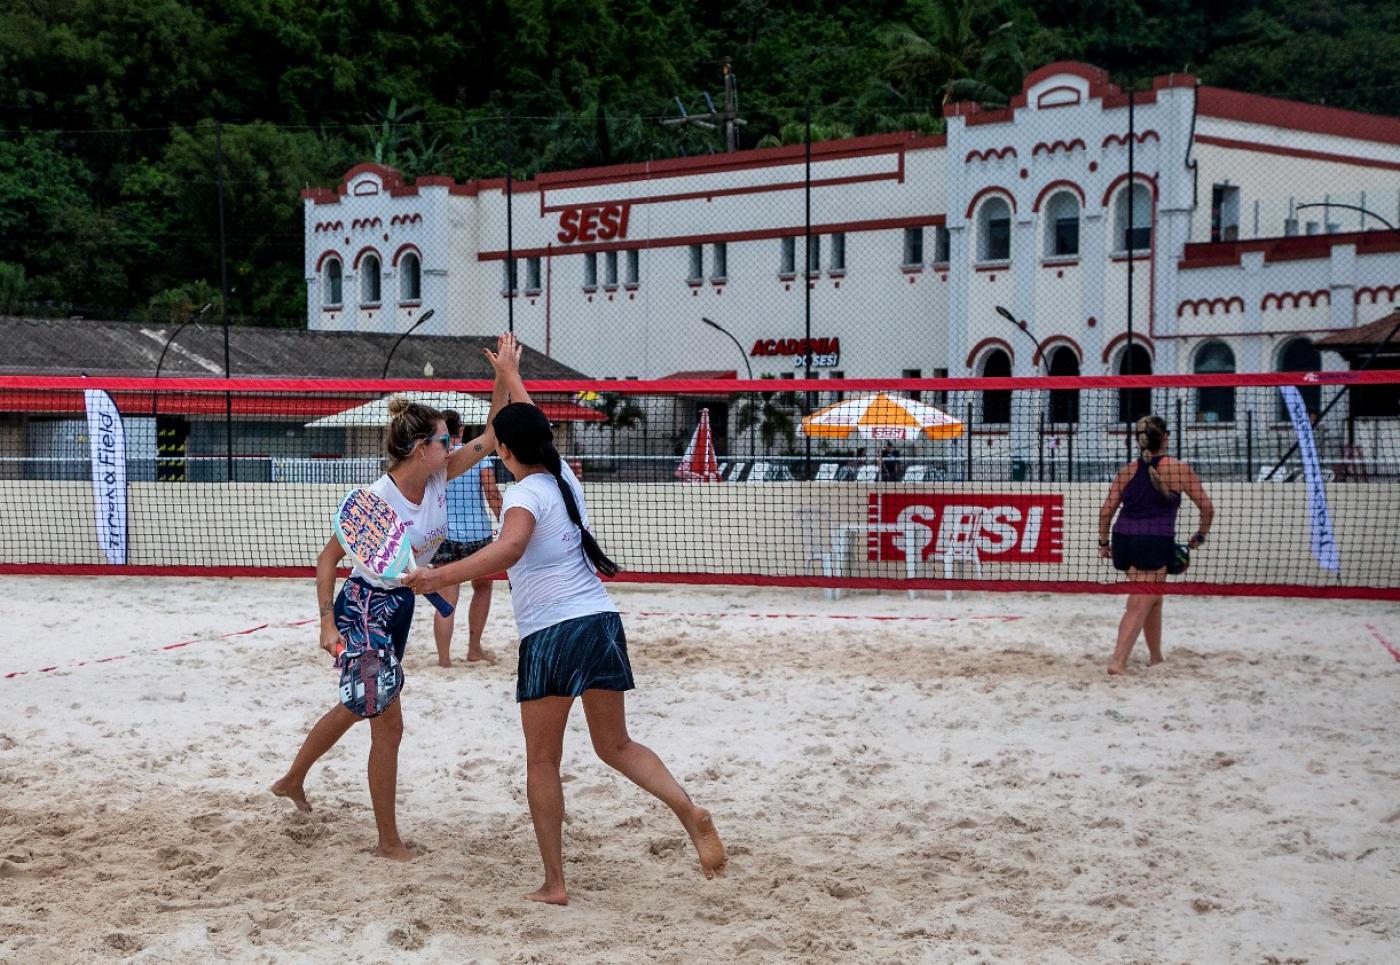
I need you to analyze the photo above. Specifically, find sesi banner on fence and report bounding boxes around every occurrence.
[869,493,1065,563]
[83,389,128,565]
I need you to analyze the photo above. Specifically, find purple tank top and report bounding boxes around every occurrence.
[1113,455,1181,537]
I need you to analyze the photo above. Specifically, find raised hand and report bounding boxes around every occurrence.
[485,331,523,374]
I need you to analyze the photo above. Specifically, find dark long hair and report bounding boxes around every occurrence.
[1134,414,1173,496]
[493,403,619,577]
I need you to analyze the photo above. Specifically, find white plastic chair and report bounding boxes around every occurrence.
[854,464,878,482]
[814,462,840,480]
[902,464,928,482]
[724,461,746,481]
[930,508,986,601]
[747,461,772,483]
[793,506,837,600]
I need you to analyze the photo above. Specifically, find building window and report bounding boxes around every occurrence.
[502,258,518,295]
[932,367,949,406]
[1115,182,1152,252]
[903,227,924,266]
[688,244,704,282]
[1211,184,1240,242]
[625,249,639,286]
[1277,337,1322,418]
[398,252,421,301]
[583,252,597,289]
[830,233,846,272]
[1117,344,1153,423]
[1043,192,1080,258]
[977,197,1012,262]
[828,370,845,403]
[933,226,950,265]
[980,349,1012,424]
[322,258,343,307]
[360,253,381,304]
[604,251,618,288]
[806,234,821,275]
[780,237,796,275]
[1047,347,1080,424]
[1194,340,1236,423]
[902,368,923,402]
[712,242,727,281]
[525,256,542,293]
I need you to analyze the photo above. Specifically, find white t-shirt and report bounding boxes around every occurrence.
[500,462,617,638]
[348,470,449,589]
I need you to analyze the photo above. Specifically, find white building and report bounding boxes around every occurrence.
[303,62,1399,463]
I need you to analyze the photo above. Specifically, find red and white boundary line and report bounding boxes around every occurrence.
[622,610,1022,623]
[3,617,317,681]
[1366,624,1400,664]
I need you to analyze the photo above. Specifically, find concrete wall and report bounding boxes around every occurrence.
[4,479,1395,590]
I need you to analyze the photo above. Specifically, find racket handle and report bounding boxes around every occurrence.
[426,592,455,617]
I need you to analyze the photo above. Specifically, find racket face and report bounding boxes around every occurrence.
[336,489,413,578]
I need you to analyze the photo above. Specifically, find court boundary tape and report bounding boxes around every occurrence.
[3,617,317,681]
[623,610,1022,623]
[1366,624,1400,664]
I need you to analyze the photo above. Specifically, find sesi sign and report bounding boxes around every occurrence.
[557,203,632,244]
[868,493,1064,564]
[751,337,841,368]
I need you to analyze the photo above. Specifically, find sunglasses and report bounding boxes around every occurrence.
[419,433,452,451]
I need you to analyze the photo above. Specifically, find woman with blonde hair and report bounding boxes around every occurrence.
[1098,415,1214,676]
[270,343,514,859]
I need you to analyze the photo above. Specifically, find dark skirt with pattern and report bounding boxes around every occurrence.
[516,611,634,703]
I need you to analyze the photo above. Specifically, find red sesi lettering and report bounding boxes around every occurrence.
[597,205,619,240]
[577,207,599,242]
[617,203,631,238]
[557,209,579,244]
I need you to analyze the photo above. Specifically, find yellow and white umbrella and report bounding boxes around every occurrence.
[800,392,964,441]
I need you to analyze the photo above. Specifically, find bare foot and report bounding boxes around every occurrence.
[1106,662,1127,676]
[1148,654,1165,666]
[522,884,568,905]
[467,649,497,664]
[270,777,311,812]
[374,843,418,862]
[437,658,452,668]
[682,808,728,879]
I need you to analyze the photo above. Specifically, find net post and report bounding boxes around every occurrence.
[1246,408,1254,480]
[1038,408,1045,481]
[965,402,973,481]
[1175,395,1183,458]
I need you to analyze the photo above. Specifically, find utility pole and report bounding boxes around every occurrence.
[662,58,747,152]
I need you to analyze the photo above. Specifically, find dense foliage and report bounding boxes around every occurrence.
[0,0,1394,324]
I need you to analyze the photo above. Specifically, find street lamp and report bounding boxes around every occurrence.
[381,308,435,379]
[153,303,214,382]
[994,304,1048,375]
[1294,202,1397,233]
[700,316,753,379]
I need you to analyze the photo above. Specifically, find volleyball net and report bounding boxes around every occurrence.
[2,372,1398,599]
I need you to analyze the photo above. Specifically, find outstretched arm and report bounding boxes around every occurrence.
[1178,464,1214,547]
[403,507,535,593]
[448,333,524,480]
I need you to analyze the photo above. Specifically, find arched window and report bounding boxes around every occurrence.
[1114,182,1152,252]
[322,258,342,307]
[1043,192,1080,258]
[980,348,1012,424]
[1117,343,1152,423]
[360,254,381,304]
[1277,337,1322,418]
[1047,346,1080,423]
[977,197,1012,262]
[1194,340,1236,423]
[399,252,421,301]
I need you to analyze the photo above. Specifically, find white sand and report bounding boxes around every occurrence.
[1,576,1398,964]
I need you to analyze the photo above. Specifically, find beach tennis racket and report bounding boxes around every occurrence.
[334,488,455,617]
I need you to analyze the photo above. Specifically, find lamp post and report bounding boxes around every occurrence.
[995,305,1048,375]
[1294,202,1397,233]
[152,303,214,412]
[700,316,753,379]
[381,308,435,380]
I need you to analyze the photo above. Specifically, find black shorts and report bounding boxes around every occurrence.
[1111,532,1175,573]
[432,537,492,565]
[516,611,634,703]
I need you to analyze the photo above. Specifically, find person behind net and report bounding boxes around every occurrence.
[406,334,727,903]
[879,441,902,482]
[431,408,503,666]
[270,369,509,861]
[1097,415,1214,676]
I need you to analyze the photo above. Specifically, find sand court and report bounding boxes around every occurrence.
[1,575,1398,963]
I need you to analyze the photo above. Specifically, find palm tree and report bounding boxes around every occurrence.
[589,392,647,473]
[735,378,801,455]
[878,0,1024,108]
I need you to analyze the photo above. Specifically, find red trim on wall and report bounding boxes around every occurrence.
[1035,85,1082,108]
[965,337,1015,370]
[1100,172,1158,208]
[1101,332,1155,365]
[312,220,344,233]
[1030,139,1086,158]
[314,250,341,272]
[1356,284,1400,305]
[350,216,383,230]
[1261,289,1330,312]
[1197,86,1400,147]
[388,213,423,227]
[964,186,1017,220]
[1102,130,1160,149]
[390,243,421,267]
[477,214,947,262]
[1032,335,1084,367]
[1032,180,1086,212]
[1177,296,1245,317]
[964,146,1018,164]
[1179,230,1400,270]
[1195,134,1400,172]
[351,246,382,270]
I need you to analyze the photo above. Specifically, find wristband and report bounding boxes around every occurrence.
[1193,531,1207,544]
[1098,539,1110,547]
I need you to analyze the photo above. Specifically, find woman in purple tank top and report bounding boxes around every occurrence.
[1097,415,1214,676]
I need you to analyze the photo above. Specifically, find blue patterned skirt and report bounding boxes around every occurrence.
[333,577,414,718]
[516,611,634,703]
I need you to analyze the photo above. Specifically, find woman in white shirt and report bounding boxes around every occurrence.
[271,356,511,862]
[408,336,727,903]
